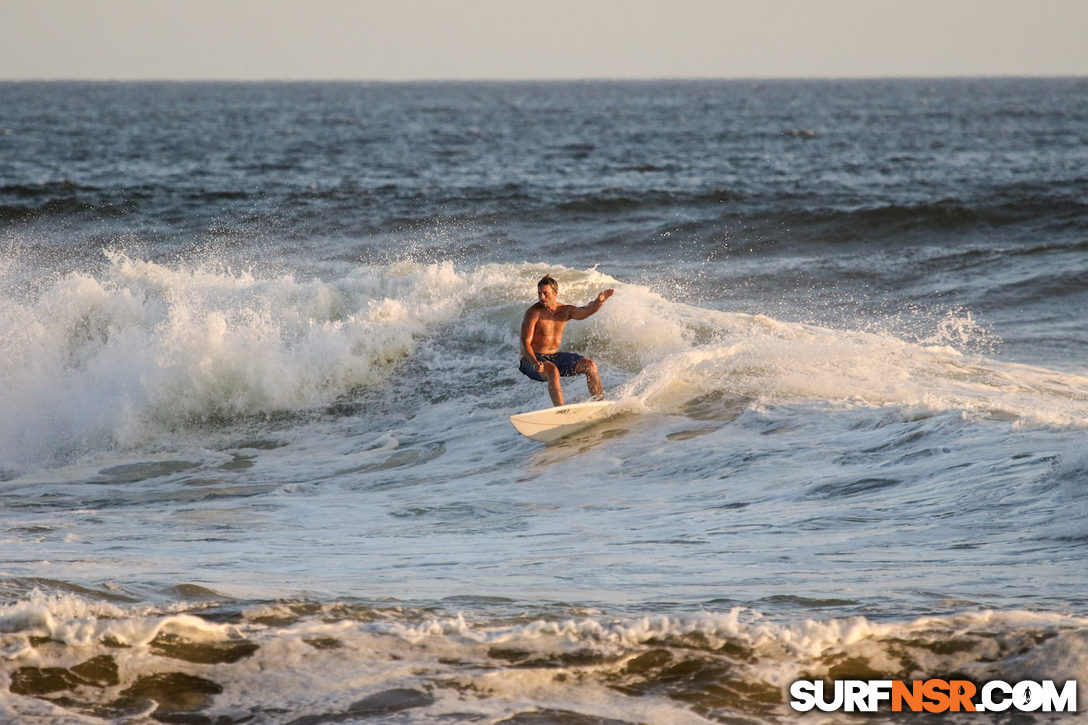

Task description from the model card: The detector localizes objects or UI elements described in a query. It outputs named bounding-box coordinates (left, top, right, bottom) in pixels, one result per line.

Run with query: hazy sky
left=3, top=0, right=1087, bottom=81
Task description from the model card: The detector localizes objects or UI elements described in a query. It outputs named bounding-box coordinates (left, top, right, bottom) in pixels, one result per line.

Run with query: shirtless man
left=519, top=275, right=615, bottom=406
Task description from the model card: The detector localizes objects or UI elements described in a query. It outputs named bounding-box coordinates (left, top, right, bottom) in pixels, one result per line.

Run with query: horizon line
left=3, top=72, right=1087, bottom=84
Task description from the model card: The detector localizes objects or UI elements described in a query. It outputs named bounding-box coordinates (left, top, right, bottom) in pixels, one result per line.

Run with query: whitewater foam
left=0, top=254, right=480, bottom=473
left=3, top=592, right=1086, bottom=724
left=612, top=302, right=1088, bottom=429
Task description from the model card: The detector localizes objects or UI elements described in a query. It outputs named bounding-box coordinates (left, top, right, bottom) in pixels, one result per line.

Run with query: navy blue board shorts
left=519, top=352, right=585, bottom=382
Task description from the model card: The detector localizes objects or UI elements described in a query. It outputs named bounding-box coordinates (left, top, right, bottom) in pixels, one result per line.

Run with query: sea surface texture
left=1, top=79, right=1087, bottom=723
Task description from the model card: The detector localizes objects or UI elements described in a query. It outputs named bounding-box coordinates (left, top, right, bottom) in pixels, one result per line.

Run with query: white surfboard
left=509, top=400, right=619, bottom=443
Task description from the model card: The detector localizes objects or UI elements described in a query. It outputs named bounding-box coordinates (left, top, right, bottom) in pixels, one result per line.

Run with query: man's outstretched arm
left=569, top=289, right=614, bottom=320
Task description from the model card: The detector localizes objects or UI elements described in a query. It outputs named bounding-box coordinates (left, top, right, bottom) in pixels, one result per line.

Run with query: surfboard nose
left=509, top=400, right=618, bottom=443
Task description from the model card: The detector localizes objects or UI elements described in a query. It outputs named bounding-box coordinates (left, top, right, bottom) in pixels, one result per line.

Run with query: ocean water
left=1, top=79, right=1087, bottom=723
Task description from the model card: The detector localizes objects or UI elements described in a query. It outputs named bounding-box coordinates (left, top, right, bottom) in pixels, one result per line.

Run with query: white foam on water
left=0, top=253, right=486, bottom=473
left=600, top=291, right=1088, bottom=428
left=2, top=593, right=1086, bottom=723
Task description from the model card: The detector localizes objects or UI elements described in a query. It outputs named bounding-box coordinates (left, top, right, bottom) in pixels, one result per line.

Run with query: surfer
left=519, top=275, right=614, bottom=406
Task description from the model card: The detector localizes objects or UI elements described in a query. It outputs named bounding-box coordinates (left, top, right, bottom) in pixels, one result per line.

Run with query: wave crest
left=0, top=253, right=468, bottom=472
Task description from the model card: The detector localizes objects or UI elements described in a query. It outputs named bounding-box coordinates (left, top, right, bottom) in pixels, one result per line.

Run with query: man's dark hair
left=538, top=275, right=558, bottom=293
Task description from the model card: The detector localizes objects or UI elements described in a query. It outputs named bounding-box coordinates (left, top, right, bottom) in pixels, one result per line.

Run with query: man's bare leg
left=576, top=359, right=603, bottom=400
left=543, top=362, right=564, bottom=406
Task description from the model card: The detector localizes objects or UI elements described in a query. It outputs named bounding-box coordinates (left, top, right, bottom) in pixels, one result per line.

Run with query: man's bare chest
left=533, top=314, right=567, bottom=338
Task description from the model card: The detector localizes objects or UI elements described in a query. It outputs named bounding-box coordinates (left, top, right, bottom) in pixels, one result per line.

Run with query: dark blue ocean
left=1, top=79, right=1087, bottom=723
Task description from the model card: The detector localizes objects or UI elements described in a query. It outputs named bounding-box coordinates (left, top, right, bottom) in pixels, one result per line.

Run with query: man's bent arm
left=520, top=311, right=540, bottom=363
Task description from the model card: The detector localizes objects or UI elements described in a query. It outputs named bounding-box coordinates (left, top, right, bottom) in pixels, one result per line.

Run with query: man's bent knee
left=575, top=358, right=598, bottom=375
